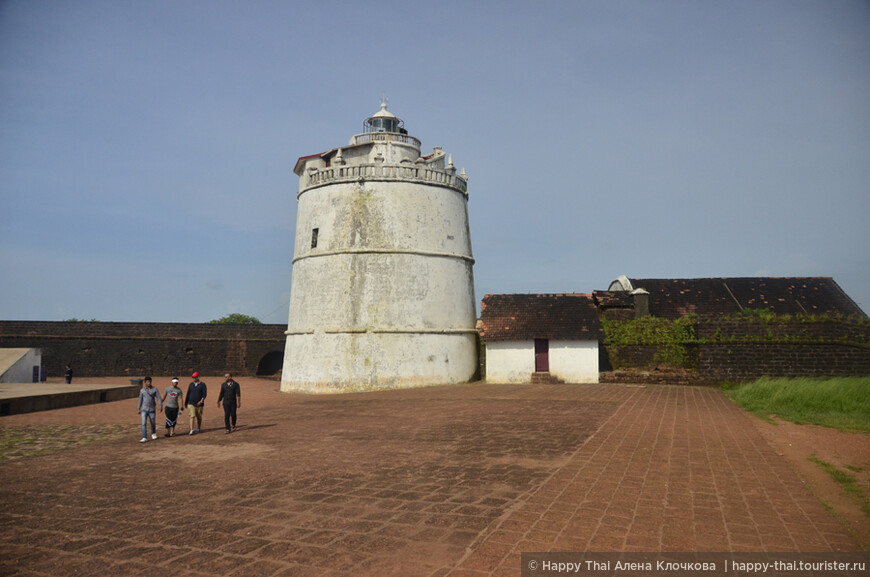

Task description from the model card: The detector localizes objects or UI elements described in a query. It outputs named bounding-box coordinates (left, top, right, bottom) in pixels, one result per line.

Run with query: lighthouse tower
left=281, top=101, right=477, bottom=393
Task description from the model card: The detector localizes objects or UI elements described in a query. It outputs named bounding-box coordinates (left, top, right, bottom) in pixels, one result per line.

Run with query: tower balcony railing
left=300, top=163, right=468, bottom=196
left=350, top=132, right=422, bottom=149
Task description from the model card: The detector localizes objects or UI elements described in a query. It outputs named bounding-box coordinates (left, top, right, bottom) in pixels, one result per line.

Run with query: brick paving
left=0, top=381, right=862, bottom=577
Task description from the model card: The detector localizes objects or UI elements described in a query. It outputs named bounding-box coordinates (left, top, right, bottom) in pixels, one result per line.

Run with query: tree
left=209, top=313, right=262, bottom=325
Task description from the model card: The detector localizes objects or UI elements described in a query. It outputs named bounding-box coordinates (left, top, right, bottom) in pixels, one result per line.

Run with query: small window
left=311, top=228, right=319, bottom=248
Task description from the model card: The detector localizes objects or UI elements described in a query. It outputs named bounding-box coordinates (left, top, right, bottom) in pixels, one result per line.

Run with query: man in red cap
left=184, top=372, right=207, bottom=435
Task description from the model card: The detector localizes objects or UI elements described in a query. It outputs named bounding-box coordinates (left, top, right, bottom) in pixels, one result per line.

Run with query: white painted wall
left=283, top=332, right=477, bottom=393
left=549, top=340, right=599, bottom=383
left=485, top=340, right=599, bottom=384
left=283, top=134, right=476, bottom=393
left=0, top=348, right=41, bottom=383
left=485, top=340, right=535, bottom=384
left=287, top=252, right=474, bottom=332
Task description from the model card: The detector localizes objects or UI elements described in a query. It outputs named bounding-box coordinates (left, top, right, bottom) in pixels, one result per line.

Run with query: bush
left=602, top=316, right=696, bottom=368
left=209, top=313, right=261, bottom=325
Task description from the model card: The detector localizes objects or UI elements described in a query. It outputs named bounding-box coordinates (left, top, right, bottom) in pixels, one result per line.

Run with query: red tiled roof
left=480, top=293, right=603, bottom=341
left=626, top=277, right=865, bottom=319
left=293, top=152, right=324, bottom=175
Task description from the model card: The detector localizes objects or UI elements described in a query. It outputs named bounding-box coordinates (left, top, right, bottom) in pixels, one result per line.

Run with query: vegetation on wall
left=601, top=316, right=697, bottom=368
left=732, top=308, right=780, bottom=321
left=209, top=313, right=262, bottom=325
left=731, top=308, right=864, bottom=323
left=602, top=312, right=870, bottom=372
left=705, top=311, right=870, bottom=348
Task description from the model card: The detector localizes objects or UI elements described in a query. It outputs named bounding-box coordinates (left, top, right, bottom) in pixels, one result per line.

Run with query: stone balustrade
left=300, top=163, right=468, bottom=196
left=350, top=132, right=422, bottom=148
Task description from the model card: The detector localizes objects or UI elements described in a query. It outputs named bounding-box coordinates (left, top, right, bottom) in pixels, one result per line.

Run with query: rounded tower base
left=280, top=331, right=478, bottom=393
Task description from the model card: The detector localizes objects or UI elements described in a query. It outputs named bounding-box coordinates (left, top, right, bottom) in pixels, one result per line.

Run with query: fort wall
left=601, top=317, right=870, bottom=382
left=0, top=321, right=286, bottom=378
left=5, top=316, right=867, bottom=384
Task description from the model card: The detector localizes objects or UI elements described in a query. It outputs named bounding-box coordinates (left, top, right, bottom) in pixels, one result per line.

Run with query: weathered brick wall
left=697, top=318, right=870, bottom=381
left=696, top=319, right=869, bottom=343
left=600, top=344, right=701, bottom=372
left=600, top=345, right=662, bottom=370
left=699, top=343, right=870, bottom=381
left=600, top=318, right=870, bottom=382
left=0, top=322, right=286, bottom=378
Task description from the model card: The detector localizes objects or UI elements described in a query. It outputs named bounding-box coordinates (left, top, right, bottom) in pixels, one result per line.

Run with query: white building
left=0, top=348, right=42, bottom=383
left=281, top=102, right=477, bottom=393
left=480, top=294, right=603, bottom=384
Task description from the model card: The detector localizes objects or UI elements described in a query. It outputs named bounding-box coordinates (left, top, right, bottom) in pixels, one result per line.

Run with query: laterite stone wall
left=601, top=318, right=870, bottom=382
left=698, top=343, right=870, bottom=381
left=0, top=321, right=286, bottom=378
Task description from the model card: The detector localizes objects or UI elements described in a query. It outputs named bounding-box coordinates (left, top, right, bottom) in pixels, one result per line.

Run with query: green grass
left=808, top=455, right=870, bottom=517
left=0, top=424, right=131, bottom=461
left=721, top=376, right=870, bottom=432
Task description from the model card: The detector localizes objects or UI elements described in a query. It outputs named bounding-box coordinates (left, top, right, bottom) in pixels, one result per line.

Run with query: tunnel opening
left=256, top=350, right=284, bottom=376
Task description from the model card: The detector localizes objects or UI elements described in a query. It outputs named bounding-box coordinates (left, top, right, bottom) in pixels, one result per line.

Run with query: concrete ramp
left=0, top=348, right=41, bottom=383
left=0, top=381, right=139, bottom=416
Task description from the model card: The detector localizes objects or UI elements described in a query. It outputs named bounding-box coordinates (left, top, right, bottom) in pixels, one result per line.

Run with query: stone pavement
left=0, top=381, right=862, bottom=577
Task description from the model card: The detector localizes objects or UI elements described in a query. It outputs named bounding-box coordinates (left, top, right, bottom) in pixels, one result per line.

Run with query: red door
left=535, top=339, right=549, bottom=372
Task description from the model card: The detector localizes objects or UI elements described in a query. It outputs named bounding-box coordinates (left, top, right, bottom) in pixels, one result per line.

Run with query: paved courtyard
left=0, top=380, right=863, bottom=576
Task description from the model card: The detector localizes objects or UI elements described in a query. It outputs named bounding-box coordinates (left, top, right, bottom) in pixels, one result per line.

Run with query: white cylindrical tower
left=281, top=102, right=477, bottom=393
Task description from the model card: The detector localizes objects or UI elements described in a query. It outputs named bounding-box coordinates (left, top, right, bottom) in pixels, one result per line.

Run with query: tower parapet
left=294, top=101, right=466, bottom=197
left=281, top=102, right=477, bottom=393
left=299, top=163, right=468, bottom=197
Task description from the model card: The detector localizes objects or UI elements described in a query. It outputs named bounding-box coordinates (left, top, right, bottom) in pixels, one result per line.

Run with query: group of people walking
left=136, top=372, right=241, bottom=443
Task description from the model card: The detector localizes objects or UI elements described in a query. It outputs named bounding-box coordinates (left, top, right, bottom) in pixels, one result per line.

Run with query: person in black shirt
left=217, top=373, right=241, bottom=433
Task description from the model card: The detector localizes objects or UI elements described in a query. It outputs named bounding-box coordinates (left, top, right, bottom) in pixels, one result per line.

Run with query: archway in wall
left=257, top=351, right=284, bottom=376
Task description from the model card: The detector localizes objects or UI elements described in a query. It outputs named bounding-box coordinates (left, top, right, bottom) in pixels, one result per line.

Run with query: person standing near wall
left=185, top=372, right=207, bottom=435
left=64, top=364, right=72, bottom=384
left=137, top=377, right=163, bottom=443
left=161, top=378, right=184, bottom=437
left=217, top=373, right=241, bottom=434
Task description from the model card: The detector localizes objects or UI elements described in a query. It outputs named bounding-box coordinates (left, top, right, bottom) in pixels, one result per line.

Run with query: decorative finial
left=379, top=93, right=388, bottom=110
left=446, top=154, right=456, bottom=174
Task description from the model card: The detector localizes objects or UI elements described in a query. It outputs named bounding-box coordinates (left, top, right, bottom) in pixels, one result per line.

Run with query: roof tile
left=480, top=294, right=603, bottom=341
left=626, top=277, right=865, bottom=318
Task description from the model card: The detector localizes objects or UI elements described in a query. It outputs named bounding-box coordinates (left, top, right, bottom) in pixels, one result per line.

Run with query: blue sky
left=1, top=0, right=868, bottom=323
